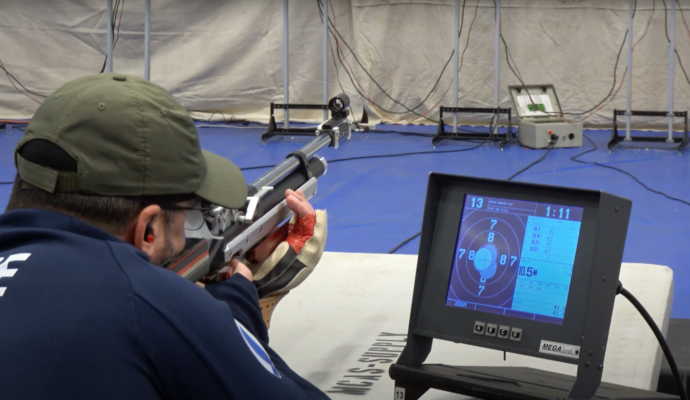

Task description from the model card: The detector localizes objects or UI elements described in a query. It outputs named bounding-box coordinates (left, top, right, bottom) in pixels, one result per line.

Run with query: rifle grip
left=246, top=224, right=289, bottom=263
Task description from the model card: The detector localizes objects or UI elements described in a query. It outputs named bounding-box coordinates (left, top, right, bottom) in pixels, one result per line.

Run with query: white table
left=270, top=252, right=674, bottom=399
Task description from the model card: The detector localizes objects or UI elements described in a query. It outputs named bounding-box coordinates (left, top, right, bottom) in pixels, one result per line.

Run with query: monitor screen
left=446, top=194, right=584, bottom=325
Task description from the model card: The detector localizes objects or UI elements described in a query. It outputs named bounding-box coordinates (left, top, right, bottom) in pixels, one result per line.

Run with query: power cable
left=388, top=138, right=558, bottom=254
left=408, top=0, right=481, bottom=125
left=0, top=0, right=125, bottom=102
left=0, top=60, right=49, bottom=99
left=328, top=142, right=484, bottom=164
left=100, top=0, right=124, bottom=73
left=321, top=0, right=497, bottom=135
left=240, top=165, right=276, bottom=171
left=678, top=0, right=690, bottom=43
left=576, top=0, right=657, bottom=122
left=497, top=0, right=637, bottom=118
left=319, top=0, right=475, bottom=124
left=0, top=2, right=131, bottom=99
left=366, top=129, right=436, bottom=138
left=0, top=59, right=42, bottom=104
left=319, top=1, right=436, bottom=118
left=505, top=141, right=557, bottom=181
left=571, top=134, right=690, bottom=207
left=618, top=283, right=688, bottom=400
left=661, top=0, right=690, bottom=86
left=321, top=3, right=348, bottom=96
left=388, top=232, right=422, bottom=254
left=193, top=112, right=233, bottom=123
left=240, top=142, right=485, bottom=173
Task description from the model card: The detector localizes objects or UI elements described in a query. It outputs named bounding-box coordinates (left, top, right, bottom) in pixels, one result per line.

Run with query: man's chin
left=151, top=243, right=184, bottom=267
left=163, top=250, right=185, bottom=267
left=151, top=254, right=179, bottom=268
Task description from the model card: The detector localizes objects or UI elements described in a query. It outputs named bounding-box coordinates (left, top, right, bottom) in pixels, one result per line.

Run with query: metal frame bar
left=276, top=0, right=329, bottom=132
left=106, top=0, right=113, bottom=73
left=453, top=0, right=460, bottom=133
left=262, top=103, right=329, bottom=142
left=494, top=0, right=500, bottom=109
left=434, top=106, right=513, bottom=148
left=625, top=0, right=634, bottom=140
left=322, top=0, right=329, bottom=121
left=668, top=0, right=677, bottom=142
left=283, top=0, right=290, bottom=129
left=437, top=1, right=508, bottom=149
left=610, top=3, right=687, bottom=152
left=493, top=0, right=501, bottom=135
left=448, top=0, right=500, bottom=135
left=144, top=0, right=151, bottom=80
left=610, top=109, right=689, bottom=151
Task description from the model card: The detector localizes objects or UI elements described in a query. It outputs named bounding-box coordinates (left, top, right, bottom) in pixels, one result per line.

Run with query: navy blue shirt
left=0, top=209, right=329, bottom=400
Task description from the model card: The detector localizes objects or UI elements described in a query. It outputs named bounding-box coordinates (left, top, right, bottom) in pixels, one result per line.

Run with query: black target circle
left=448, top=209, right=525, bottom=309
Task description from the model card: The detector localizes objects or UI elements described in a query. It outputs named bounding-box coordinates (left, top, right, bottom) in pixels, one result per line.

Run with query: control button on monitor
left=498, top=326, right=510, bottom=339
left=474, top=321, right=486, bottom=335
left=486, top=324, right=497, bottom=337
left=510, top=328, right=523, bottom=342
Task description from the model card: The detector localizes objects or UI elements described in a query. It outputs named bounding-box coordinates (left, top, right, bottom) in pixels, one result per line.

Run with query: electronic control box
left=509, top=85, right=583, bottom=149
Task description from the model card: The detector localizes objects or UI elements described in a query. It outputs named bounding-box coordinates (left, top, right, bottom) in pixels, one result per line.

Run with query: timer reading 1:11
left=546, top=206, right=570, bottom=219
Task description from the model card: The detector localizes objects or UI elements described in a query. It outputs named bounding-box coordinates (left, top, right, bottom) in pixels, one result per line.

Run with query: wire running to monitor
left=618, top=282, right=688, bottom=400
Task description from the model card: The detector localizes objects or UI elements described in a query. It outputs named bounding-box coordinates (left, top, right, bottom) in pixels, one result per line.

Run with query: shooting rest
left=259, top=291, right=289, bottom=329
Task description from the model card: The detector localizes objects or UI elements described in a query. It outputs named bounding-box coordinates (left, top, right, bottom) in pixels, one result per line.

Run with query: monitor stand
left=390, top=364, right=679, bottom=400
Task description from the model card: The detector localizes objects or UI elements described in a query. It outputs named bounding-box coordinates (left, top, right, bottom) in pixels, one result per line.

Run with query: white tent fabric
left=1, top=0, right=689, bottom=128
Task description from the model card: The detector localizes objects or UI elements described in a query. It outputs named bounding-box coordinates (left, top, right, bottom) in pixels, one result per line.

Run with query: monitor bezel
left=412, top=175, right=601, bottom=363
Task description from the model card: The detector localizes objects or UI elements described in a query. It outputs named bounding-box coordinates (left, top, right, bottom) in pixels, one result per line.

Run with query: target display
left=446, top=195, right=583, bottom=325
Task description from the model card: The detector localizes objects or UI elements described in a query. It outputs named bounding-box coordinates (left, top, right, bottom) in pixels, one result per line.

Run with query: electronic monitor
left=386, top=174, right=679, bottom=400
left=397, top=173, right=632, bottom=366
left=446, top=195, right=583, bottom=326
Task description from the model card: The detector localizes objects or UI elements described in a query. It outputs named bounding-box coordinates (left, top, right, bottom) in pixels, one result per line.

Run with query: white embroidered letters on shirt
left=0, top=253, right=31, bottom=297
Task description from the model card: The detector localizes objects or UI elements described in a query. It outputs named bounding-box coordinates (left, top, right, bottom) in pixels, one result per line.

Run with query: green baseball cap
left=14, top=73, right=247, bottom=209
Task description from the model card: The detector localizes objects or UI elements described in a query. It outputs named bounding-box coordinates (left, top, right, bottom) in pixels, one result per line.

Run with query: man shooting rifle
left=0, top=73, right=338, bottom=400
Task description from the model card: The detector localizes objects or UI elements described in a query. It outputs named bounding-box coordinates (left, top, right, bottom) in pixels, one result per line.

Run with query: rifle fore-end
left=223, top=177, right=318, bottom=262
left=168, top=177, right=318, bottom=282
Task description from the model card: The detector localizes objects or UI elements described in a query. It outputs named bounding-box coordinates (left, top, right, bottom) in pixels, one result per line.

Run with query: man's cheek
left=176, top=216, right=187, bottom=245
left=173, top=232, right=184, bottom=252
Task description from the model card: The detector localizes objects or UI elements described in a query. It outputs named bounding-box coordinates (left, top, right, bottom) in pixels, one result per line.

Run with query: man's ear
left=124, top=205, right=162, bottom=252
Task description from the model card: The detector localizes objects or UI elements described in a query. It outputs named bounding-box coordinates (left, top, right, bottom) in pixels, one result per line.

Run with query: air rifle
left=167, top=94, right=353, bottom=282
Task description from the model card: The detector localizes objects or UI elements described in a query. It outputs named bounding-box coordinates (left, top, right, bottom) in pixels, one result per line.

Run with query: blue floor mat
left=1, top=123, right=689, bottom=317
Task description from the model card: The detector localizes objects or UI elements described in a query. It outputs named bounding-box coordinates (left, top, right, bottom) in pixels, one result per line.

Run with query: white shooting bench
left=270, top=252, right=674, bottom=399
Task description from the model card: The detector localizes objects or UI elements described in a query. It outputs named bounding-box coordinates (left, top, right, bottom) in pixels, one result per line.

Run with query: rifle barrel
left=250, top=134, right=332, bottom=191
